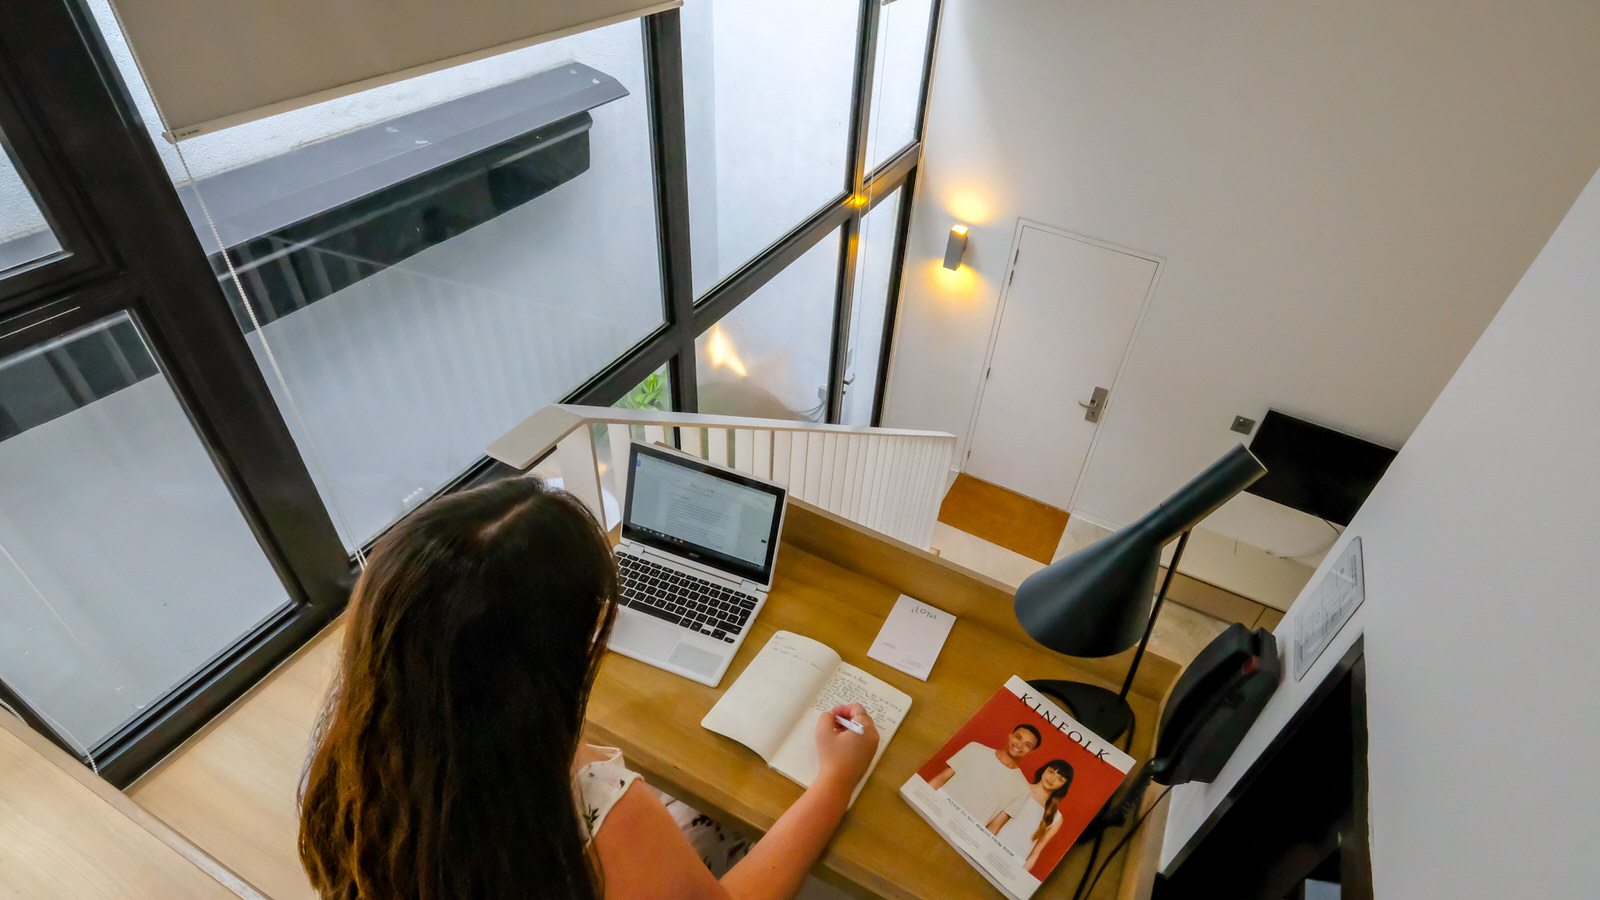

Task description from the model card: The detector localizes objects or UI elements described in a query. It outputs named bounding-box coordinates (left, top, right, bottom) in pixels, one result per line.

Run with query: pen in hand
left=834, top=714, right=865, bottom=734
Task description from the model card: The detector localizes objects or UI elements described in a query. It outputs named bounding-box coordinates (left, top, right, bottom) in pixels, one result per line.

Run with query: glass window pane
left=682, top=0, right=861, bottom=296
left=842, top=189, right=902, bottom=425
left=697, top=231, right=842, bottom=421
left=614, top=365, right=673, bottom=413
left=0, top=136, right=64, bottom=272
left=864, top=0, right=936, bottom=173
left=590, top=364, right=674, bottom=529
left=0, top=313, right=289, bottom=752
left=86, top=3, right=666, bottom=551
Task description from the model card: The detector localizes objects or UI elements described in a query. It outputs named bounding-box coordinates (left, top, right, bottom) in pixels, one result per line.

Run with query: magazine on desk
left=899, top=676, right=1134, bottom=900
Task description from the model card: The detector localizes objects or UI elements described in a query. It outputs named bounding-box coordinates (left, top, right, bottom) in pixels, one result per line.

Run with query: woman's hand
left=813, top=703, right=879, bottom=792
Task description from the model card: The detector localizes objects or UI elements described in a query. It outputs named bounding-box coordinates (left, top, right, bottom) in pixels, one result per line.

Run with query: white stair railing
left=487, top=405, right=956, bottom=549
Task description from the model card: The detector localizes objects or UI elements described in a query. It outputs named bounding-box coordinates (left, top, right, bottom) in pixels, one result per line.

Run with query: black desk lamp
left=1013, top=444, right=1266, bottom=741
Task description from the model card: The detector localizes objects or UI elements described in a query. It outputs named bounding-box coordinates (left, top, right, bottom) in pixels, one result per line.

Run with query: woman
left=298, top=477, right=878, bottom=900
left=985, top=759, right=1073, bottom=870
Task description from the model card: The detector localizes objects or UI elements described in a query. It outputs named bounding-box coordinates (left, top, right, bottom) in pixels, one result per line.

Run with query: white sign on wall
left=1292, top=537, right=1365, bottom=681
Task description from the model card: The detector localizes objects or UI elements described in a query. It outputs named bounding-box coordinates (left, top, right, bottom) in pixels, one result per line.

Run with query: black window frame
left=0, top=0, right=942, bottom=786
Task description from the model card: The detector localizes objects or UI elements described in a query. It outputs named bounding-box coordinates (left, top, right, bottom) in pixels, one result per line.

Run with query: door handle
left=1079, top=386, right=1109, bottom=423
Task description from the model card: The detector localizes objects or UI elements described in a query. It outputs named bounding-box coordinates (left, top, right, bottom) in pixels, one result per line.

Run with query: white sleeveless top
left=993, top=793, right=1049, bottom=858
left=573, top=745, right=642, bottom=842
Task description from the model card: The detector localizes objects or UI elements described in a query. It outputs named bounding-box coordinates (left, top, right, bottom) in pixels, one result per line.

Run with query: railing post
left=555, top=426, right=606, bottom=525
left=489, top=406, right=959, bottom=550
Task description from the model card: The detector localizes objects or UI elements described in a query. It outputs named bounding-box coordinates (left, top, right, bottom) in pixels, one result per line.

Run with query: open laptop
left=609, top=441, right=788, bottom=687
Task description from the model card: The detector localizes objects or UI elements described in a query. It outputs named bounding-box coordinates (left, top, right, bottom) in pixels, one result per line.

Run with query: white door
left=966, top=224, right=1158, bottom=510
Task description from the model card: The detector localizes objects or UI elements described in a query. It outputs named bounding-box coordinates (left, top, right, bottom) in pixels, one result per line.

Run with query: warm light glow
left=928, top=258, right=982, bottom=298
left=947, top=189, right=991, bottom=225
left=706, top=325, right=748, bottom=377
left=951, top=224, right=969, bottom=237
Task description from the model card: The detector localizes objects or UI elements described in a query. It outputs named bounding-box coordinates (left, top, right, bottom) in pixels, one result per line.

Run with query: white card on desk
left=867, top=595, right=955, bottom=681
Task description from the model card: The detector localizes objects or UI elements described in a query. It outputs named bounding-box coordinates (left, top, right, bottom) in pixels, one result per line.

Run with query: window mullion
left=643, top=9, right=699, bottom=413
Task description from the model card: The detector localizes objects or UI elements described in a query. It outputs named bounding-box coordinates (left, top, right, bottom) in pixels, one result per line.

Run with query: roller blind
left=107, top=0, right=680, bottom=139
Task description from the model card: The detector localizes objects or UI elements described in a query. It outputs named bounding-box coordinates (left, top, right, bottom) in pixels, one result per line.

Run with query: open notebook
left=701, top=631, right=911, bottom=805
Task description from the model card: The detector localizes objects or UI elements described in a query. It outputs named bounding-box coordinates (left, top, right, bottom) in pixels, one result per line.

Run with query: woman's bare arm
left=719, top=705, right=878, bottom=900
left=594, top=705, right=878, bottom=900
left=593, top=782, right=728, bottom=900
left=1024, top=815, right=1065, bottom=871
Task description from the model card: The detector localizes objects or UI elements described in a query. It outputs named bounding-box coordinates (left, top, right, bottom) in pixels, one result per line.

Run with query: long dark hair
left=299, top=477, right=618, bottom=900
left=1031, top=759, right=1074, bottom=842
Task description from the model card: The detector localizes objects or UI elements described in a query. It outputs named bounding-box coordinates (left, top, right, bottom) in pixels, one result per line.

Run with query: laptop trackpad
left=667, top=642, right=722, bottom=677
left=611, top=614, right=680, bottom=660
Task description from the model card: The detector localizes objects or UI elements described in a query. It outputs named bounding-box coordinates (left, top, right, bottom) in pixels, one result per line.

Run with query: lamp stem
left=1117, top=529, right=1191, bottom=704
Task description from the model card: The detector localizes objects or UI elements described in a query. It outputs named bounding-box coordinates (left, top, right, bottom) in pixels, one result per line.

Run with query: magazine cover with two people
left=899, top=676, right=1135, bottom=900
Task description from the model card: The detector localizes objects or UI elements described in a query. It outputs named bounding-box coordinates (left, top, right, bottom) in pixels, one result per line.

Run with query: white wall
left=1163, top=160, right=1600, bottom=896
left=882, top=0, right=1600, bottom=554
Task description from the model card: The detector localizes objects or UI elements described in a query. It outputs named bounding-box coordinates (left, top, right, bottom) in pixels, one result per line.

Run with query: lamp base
left=1025, top=679, right=1132, bottom=743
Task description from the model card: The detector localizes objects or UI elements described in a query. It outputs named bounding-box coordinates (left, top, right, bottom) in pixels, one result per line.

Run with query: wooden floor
left=128, top=624, right=345, bottom=900
left=936, top=473, right=1070, bottom=564
left=1, top=713, right=256, bottom=899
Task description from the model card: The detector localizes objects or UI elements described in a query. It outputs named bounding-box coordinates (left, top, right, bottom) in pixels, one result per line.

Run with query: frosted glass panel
left=0, top=313, right=288, bottom=752
left=85, top=4, right=668, bottom=551
left=864, top=0, right=935, bottom=173
left=697, top=231, right=842, bottom=421
left=682, top=0, right=860, bottom=296
left=842, top=189, right=901, bottom=425
left=0, top=136, right=63, bottom=272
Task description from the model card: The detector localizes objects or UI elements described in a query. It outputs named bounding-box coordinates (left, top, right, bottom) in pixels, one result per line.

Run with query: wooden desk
left=587, top=502, right=1179, bottom=900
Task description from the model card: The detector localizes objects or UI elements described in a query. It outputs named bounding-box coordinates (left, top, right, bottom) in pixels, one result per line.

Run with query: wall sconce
left=943, top=225, right=968, bottom=270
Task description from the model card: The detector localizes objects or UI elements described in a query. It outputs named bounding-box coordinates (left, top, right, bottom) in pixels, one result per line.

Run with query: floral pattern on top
left=572, top=745, right=753, bottom=875
left=573, top=745, right=642, bottom=842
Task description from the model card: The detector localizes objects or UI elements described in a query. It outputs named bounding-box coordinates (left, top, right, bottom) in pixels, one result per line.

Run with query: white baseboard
left=1160, top=527, right=1312, bottom=612
left=1064, top=506, right=1311, bottom=612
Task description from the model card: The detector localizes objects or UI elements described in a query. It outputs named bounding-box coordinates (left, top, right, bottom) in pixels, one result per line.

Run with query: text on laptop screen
left=628, top=452, right=780, bottom=569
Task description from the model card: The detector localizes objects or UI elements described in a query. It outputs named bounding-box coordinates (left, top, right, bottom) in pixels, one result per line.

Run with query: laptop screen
left=621, top=442, right=787, bottom=585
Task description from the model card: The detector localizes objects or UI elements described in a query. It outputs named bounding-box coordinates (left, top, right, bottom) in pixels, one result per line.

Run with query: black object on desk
left=1015, top=444, right=1267, bottom=740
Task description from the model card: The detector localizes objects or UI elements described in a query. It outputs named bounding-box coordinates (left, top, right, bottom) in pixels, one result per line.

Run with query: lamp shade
left=1014, top=444, right=1266, bottom=657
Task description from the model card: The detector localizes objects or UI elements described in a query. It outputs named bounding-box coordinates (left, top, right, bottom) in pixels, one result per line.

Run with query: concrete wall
left=0, top=1, right=643, bottom=243
left=881, top=0, right=1600, bottom=555
left=0, top=160, right=53, bottom=249
left=1163, top=160, right=1600, bottom=896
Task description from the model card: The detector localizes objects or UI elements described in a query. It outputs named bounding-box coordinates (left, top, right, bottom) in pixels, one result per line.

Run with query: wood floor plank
left=1, top=716, right=250, bottom=899
left=937, top=473, right=1069, bottom=564
left=129, top=623, right=344, bottom=900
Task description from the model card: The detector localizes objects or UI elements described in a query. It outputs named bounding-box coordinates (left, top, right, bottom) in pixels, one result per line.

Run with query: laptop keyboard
left=616, top=553, right=758, bottom=643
